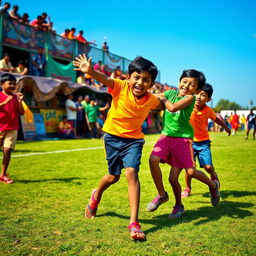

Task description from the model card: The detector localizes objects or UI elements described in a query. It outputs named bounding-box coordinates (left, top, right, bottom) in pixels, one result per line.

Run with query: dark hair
left=202, top=83, right=213, bottom=98
left=71, top=27, right=76, bottom=31
left=79, top=30, right=83, bottom=34
left=128, top=56, right=158, bottom=81
left=65, top=28, right=70, bottom=33
left=3, top=52, right=9, bottom=57
left=179, top=69, right=206, bottom=90
left=0, top=73, right=16, bottom=83
left=62, top=115, right=67, bottom=120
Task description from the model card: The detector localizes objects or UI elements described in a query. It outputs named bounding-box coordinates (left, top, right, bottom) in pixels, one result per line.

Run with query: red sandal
left=0, top=176, right=13, bottom=184
left=128, top=222, right=146, bottom=241
left=85, top=189, right=99, bottom=219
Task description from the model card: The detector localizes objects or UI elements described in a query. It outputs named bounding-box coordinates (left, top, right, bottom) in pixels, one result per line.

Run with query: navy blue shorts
left=103, top=133, right=145, bottom=175
left=193, top=140, right=213, bottom=167
left=248, top=123, right=256, bottom=130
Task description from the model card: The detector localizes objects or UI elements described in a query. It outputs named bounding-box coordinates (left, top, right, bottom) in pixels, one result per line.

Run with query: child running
left=181, top=83, right=231, bottom=198
left=146, top=70, right=220, bottom=219
left=0, top=73, right=24, bottom=184
left=73, top=54, right=162, bottom=241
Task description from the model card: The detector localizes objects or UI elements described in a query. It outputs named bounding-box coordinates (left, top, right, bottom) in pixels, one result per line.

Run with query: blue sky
left=6, top=0, right=256, bottom=107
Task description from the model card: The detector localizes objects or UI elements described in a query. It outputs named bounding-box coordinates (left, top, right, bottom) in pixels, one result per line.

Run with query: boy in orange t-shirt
left=181, top=83, right=231, bottom=198
left=73, top=54, right=162, bottom=241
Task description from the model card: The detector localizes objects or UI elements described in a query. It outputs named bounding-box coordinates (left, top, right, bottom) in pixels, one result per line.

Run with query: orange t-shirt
left=102, top=79, right=160, bottom=139
left=190, top=105, right=216, bottom=142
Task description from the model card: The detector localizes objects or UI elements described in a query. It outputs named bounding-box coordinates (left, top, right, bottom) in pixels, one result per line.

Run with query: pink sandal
left=0, top=176, right=13, bottom=184
left=85, top=189, right=99, bottom=219
left=128, top=222, right=146, bottom=241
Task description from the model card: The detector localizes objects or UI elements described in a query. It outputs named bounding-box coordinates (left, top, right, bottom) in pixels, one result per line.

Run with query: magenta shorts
left=151, top=135, right=195, bottom=169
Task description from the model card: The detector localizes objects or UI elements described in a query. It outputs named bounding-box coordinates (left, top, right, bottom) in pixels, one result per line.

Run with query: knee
left=149, top=155, right=160, bottom=166
left=3, top=147, right=12, bottom=155
left=168, top=175, right=177, bottom=185
left=204, top=165, right=213, bottom=173
left=125, top=168, right=138, bottom=181
left=186, top=168, right=195, bottom=177
left=107, top=174, right=120, bottom=184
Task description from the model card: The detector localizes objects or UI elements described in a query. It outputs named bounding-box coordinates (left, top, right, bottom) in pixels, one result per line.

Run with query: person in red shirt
left=0, top=73, right=24, bottom=184
left=230, top=110, right=240, bottom=135
left=76, top=30, right=96, bottom=46
left=30, top=15, right=46, bottom=31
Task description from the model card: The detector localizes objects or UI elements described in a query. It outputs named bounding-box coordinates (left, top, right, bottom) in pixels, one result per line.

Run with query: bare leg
left=149, top=155, right=166, bottom=197
left=184, top=171, right=192, bottom=190
left=186, top=168, right=216, bottom=189
left=1, top=147, right=12, bottom=177
left=203, top=165, right=218, bottom=180
left=125, top=167, right=145, bottom=240
left=169, top=166, right=183, bottom=206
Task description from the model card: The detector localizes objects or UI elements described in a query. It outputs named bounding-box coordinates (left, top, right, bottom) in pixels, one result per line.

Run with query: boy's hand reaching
left=73, top=54, right=92, bottom=74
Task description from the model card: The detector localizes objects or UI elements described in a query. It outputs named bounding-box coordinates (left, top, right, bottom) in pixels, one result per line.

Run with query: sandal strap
left=128, top=222, right=141, bottom=230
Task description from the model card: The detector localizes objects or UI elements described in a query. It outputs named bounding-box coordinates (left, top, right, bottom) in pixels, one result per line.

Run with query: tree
left=214, top=99, right=245, bottom=112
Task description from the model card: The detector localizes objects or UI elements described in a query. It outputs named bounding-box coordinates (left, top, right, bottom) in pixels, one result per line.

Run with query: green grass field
left=0, top=132, right=256, bottom=256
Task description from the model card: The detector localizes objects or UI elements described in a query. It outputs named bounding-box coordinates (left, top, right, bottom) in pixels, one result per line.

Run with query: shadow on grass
left=14, top=177, right=83, bottom=185
left=13, top=149, right=46, bottom=153
left=97, top=200, right=253, bottom=235
left=208, top=190, right=256, bottom=199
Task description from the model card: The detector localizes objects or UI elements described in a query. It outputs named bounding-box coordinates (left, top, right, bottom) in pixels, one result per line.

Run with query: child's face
left=1, top=80, right=17, bottom=94
left=195, top=90, right=211, bottom=106
left=128, top=71, right=154, bottom=98
left=178, top=77, right=198, bottom=97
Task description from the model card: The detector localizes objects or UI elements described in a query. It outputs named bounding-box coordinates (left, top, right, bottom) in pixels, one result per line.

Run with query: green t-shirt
left=162, top=90, right=195, bottom=138
left=81, top=100, right=89, bottom=110
left=85, top=104, right=100, bottom=122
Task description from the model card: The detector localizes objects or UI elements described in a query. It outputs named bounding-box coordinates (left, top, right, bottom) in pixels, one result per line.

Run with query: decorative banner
left=46, top=54, right=76, bottom=82
left=104, top=52, right=123, bottom=71
left=3, top=18, right=45, bottom=50
left=40, top=109, right=65, bottom=133
left=20, top=115, right=38, bottom=141
left=33, top=113, right=47, bottom=139
left=47, top=32, right=75, bottom=60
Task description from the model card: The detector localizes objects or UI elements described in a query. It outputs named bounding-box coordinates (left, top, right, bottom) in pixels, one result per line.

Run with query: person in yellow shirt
left=58, top=116, right=74, bottom=139
left=181, top=83, right=231, bottom=198
left=73, top=54, right=162, bottom=241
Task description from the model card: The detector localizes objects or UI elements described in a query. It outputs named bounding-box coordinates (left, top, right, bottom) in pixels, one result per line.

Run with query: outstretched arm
left=161, top=94, right=194, bottom=112
left=214, top=117, right=231, bottom=136
left=73, top=54, right=114, bottom=88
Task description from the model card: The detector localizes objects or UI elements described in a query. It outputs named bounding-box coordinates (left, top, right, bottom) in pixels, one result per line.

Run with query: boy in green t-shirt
left=146, top=70, right=220, bottom=219
left=85, top=99, right=109, bottom=138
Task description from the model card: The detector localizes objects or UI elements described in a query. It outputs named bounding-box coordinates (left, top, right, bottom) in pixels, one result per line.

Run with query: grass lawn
left=0, top=131, right=256, bottom=256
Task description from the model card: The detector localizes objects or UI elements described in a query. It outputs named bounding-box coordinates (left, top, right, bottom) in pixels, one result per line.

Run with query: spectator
left=8, top=4, right=21, bottom=21
left=0, top=53, right=14, bottom=73
left=93, top=60, right=104, bottom=73
left=102, top=41, right=109, bottom=53
left=81, top=95, right=90, bottom=110
left=68, top=28, right=76, bottom=40
left=230, top=110, right=240, bottom=135
left=14, top=61, right=28, bottom=75
left=111, top=66, right=126, bottom=80
left=58, top=116, right=74, bottom=139
left=85, top=99, right=109, bottom=138
left=75, top=96, right=85, bottom=138
left=0, top=2, right=10, bottom=16
left=245, top=109, right=256, bottom=140
left=76, top=30, right=97, bottom=46
left=76, top=71, right=86, bottom=85
left=31, top=47, right=46, bottom=77
left=65, top=94, right=80, bottom=138
left=240, top=114, right=247, bottom=131
left=21, top=13, right=30, bottom=25
left=30, top=15, right=46, bottom=31
left=61, top=29, right=70, bottom=38
left=41, top=12, right=51, bottom=31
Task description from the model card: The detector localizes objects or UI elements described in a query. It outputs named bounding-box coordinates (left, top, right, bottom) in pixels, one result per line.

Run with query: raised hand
left=73, top=54, right=92, bottom=74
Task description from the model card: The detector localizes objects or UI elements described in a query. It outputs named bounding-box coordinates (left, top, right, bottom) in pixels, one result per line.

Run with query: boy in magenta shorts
left=146, top=70, right=220, bottom=219
left=0, top=73, right=24, bottom=184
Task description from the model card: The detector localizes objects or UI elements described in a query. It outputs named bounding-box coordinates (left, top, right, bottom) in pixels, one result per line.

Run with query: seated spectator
left=110, top=66, right=126, bottom=80
left=58, top=116, right=74, bottom=139
left=68, top=28, right=76, bottom=40
left=21, top=13, right=30, bottom=24
left=0, top=2, right=10, bottom=16
left=41, top=12, right=51, bottom=31
left=76, top=30, right=97, bottom=46
left=61, top=29, right=70, bottom=38
left=102, top=41, right=109, bottom=53
left=30, top=15, right=47, bottom=31
left=0, top=53, right=14, bottom=72
left=76, top=72, right=86, bottom=85
left=14, top=61, right=28, bottom=75
left=8, top=4, right=22, bottom=21
left=31, top=47, right=46, bottom=77
left=85, top=73, right=93, bottom=85
left=93, top=60, right=104, bottom=73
